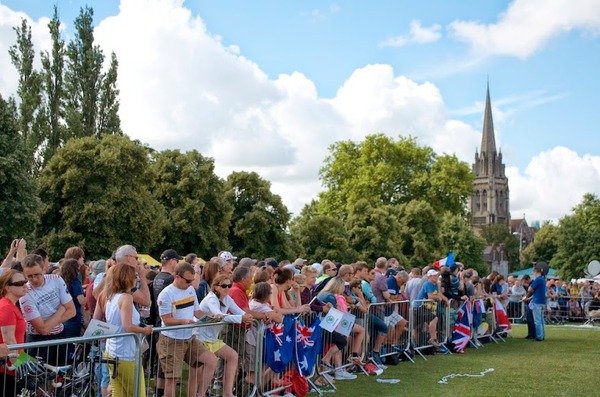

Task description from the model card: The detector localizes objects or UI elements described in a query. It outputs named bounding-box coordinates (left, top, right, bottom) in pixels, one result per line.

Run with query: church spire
left=480, top=82, right=496, bottom=156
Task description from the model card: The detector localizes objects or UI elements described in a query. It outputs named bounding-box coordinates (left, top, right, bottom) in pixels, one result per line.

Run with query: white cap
left=220, top=251, right=237, bottom=261
left=426, top=269, right=439, bottom=277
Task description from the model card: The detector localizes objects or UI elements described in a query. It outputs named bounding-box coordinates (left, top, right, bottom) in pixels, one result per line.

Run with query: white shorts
left=384, top=312, right=404, bottom=327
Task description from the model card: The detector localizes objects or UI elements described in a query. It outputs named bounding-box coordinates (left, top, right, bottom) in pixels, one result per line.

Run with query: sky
left=1, top=0, right=600, bottom=224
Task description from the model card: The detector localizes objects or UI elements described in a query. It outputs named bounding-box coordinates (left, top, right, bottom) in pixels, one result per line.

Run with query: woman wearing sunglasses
left=0, top=269, right=28, bottom=395
left=195, top=274, right=253, bottom=397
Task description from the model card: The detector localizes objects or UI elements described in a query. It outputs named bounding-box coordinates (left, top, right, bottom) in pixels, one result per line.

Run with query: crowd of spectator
left=1, top=239, right=599, bottom=397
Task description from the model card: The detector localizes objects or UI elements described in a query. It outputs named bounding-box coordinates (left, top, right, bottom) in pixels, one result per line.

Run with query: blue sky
left=1, top=0, right=600, bottom=223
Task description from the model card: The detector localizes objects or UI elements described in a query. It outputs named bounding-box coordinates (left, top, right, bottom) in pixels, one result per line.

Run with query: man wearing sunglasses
left=157, top=262, right=219, bottom=397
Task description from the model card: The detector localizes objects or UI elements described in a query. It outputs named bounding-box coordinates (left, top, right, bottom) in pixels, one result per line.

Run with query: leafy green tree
left=36, top=135, right=166, bottom=259
left=36, top=7, right=66, bottom=171
left=345, top=199, right=403, bottom=263
left=521, top=222, right=558, bottom=267
left=152, top=150, right=231, bottom=258
left=420, top=154, right=474, bottom=216
left=290, top=213, right=355, bottom=263
left=0, top=94, right=40, bottom=247
left=8, top=18, right=42, bottom=166
left=64, top=6, right=121, bottom=140
left=396, top=199, right=442, bottom=268
left=438, top=213, right=486, bottom=274
left=552, top=193, right=600, bottom=279
left=319, top=134, right=434, bottom=216
left=225, top=171, right=291, bottom=259
left=479, top=223, right=520, bottom=270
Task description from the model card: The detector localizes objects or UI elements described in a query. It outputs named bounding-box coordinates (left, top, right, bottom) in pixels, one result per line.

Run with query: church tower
left=470, top=84, right=510, bottom=229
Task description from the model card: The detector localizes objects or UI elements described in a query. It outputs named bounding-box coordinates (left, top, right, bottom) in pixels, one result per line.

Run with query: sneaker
left=371, top=352, right=387, bottom=370
left=335, top=370, right=357, bottom=380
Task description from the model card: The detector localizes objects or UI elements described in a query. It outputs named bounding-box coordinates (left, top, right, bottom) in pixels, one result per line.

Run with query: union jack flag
left=268, top=322, right=285, bottom=345
left=452, top=300, right=472, bottom=352
left=493, top=298, right=512, bottom=332
left=296, top=321, right=316, bottom=347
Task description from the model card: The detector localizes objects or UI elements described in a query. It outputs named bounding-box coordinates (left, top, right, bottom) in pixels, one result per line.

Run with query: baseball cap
left=239, top=257, right=257, bottom=268
left=265, top=258, right=278, bottom=268
left=220, top=251, right=237, bottom=261
left=293, top=258, right=307, bottom=268
left=386, top=269, right=398, bottom=277
left=161, top=249, right=183, bottom=262
left=91, top=260, right=106, bottom=276
left=426, top=269, right=439, bottom=277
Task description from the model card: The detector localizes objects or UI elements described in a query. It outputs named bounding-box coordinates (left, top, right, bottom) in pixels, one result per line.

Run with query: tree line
left=1, top=6, right=598, bottom=279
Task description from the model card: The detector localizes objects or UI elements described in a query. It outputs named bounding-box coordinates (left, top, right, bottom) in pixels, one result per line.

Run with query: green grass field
left=332, top=324, right=599, bottom=397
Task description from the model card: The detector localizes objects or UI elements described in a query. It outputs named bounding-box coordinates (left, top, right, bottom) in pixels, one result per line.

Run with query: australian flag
left=452, top=300, right=472, bottom=352
left=472, top=298, right=485, bottom=329
left=265, top=314, right=295, bottom=373
left=294, top=316, right=322, bottom=376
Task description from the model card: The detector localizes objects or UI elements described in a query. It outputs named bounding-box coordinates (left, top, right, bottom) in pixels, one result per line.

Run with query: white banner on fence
left=335, top=311, right=356, bottom=337
left=320, top=307, right=344, bottom=332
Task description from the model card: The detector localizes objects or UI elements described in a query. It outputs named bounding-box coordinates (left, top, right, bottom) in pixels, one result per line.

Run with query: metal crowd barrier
left=365, top=301, right=412, bottom=364
left=409, top=299, right=449, bottom=360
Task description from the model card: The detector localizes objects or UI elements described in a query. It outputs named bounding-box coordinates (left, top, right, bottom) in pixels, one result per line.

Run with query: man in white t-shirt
left=20, top=253, right=75, bottom=365
left=157, top=262, right=218, bottom=397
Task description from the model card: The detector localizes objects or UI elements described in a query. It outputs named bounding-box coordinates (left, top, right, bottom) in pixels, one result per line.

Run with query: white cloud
left=508, top=147, right=600, bottom=223
left=449, top=0, right=600, bottom=58
left=0, top=5, right=53, bottom=97
left=379, top=20, right=442, bottom=48
left=2, top=0, right=600, bottom=224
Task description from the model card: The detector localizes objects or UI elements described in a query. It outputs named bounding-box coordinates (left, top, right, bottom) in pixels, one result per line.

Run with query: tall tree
left=290, top=201, right=356, bottom=263
left=64, top=6, right=121, bottom=140
left=225, top=171, right=291, bottom=259
left=36, top=135, right=166, bottom=259
left=396, top=199, right=442, bottom=268
left=152, top=150, right=232, bottom=258
left=521, top=222, right=558, bottom=268
left=552, top=193, right=600, bottom=279
left=36, top=6, right=66, bottom=170
left=438, top=213, right=487, bottom=274
left=8, top=18, right=42, bottom=166
left=318, top=133, right=473, bottom=218
left=0, top=94, right=40, bottom=247
left=345, top=199, right=404, bottom=263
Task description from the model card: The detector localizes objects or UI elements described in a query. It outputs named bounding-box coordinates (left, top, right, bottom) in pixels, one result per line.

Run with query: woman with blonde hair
left=94, top=263, right=153, bottom=397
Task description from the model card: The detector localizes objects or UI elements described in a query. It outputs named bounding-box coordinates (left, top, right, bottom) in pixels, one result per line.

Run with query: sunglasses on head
left=9, top=280, right=27, bottom=287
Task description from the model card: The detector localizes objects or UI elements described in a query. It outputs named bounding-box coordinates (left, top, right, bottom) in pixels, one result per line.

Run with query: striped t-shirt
left=157, top=284, right=199, bottom=340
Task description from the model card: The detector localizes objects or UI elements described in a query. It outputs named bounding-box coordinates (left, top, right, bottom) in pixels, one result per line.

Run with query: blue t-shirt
left=415, top=280, right=438, bottom=307
left=67, top=278, right=84, bottom=324
left=530, top=276, right=547, bottom=304
left=387, top=277, right=400, bottom=296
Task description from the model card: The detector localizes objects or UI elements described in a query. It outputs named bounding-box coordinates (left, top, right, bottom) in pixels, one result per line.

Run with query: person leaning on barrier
left=19, top=253, right=76, bottom=366
left=196, top=273, right=253, bottom=397
left=94, top=262, right=153, bottom=397
left=0, top=269, right=28, bottom=395
left=414, top=269, right=446, bottom=347
left=157, top=262, right=218, bottom=397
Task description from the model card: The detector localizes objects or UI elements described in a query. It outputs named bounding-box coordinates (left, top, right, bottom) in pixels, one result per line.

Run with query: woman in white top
left=95, top=263, right=153, bottom=397
left=196, top=274, right=252, bottom=397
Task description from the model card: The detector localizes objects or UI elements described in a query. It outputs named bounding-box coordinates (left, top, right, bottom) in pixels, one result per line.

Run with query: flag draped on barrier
left=452, top=300, right=472, bottom=352
left=294, top=316, right=323, bottom=376
left=493, top=298, right=512, bottom=332
left=265, top=315, right=295, bottom=373
left=472, top=298, right=484, bottom=329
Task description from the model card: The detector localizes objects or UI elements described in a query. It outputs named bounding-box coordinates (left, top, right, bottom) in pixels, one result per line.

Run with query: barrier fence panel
left=365, top=301, right=412, bottom=367
left=506, top=295, right=526, bottom=323
left=409, top=299, right=448, bottom=361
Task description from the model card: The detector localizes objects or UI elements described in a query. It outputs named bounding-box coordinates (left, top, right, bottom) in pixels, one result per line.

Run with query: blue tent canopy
left=509, top=266, right=557, bottom=277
